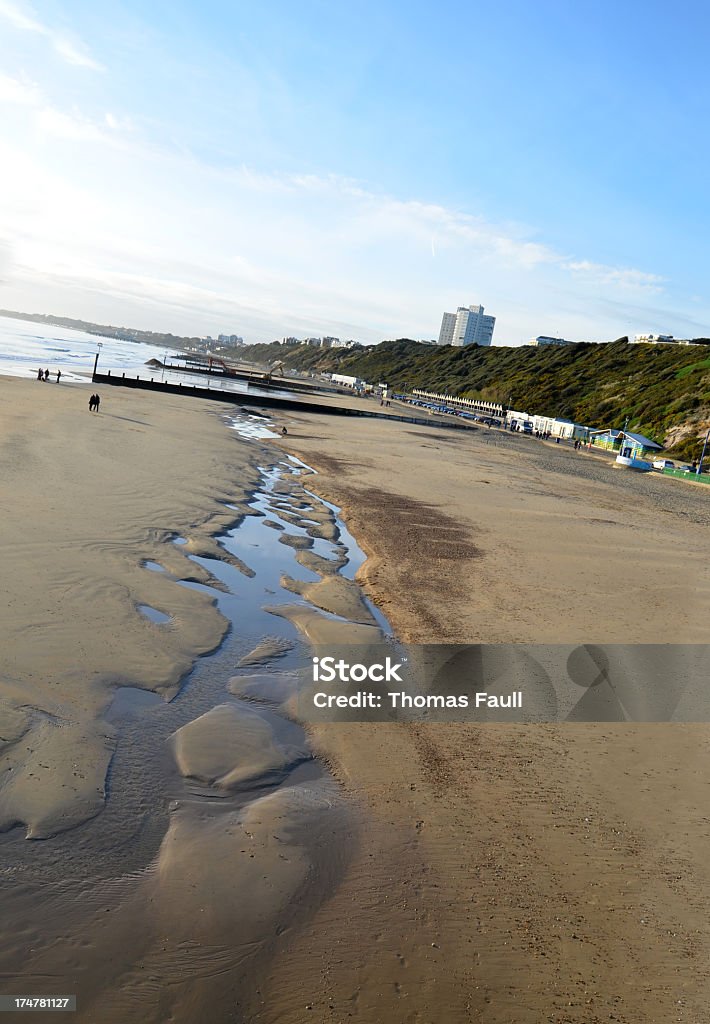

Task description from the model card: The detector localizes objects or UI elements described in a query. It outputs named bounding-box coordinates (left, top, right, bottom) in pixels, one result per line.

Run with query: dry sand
left=251, top=410, right=710, bottom=1024
left=3, top=374, right=710, bottom=1024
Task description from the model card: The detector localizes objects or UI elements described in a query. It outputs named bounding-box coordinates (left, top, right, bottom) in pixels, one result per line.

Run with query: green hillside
left=241, top=339, right=710, bottom=459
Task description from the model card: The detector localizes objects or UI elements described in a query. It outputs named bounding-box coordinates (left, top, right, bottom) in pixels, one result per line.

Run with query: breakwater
left=93, top=369, right=481, bottom=432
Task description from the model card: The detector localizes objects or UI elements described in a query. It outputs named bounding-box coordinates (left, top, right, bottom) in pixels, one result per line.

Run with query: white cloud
left=0, top=0, right=103, bottom=70
left=564, top=260, right=664, bottom=292
left=52, top=36, right=103, bottom=71
left=0, top=71, right=41, bottom=104
left=209, top=167, right=662, bottom=293
left=0, top=0, right=42, bottom=31
left=35, top=107, right=108, bottom=141
left=104, top=112, right=133, bottom=131
left=0, top=102, right=684, bottom=343
left=0, top=73, right=128, bottom=145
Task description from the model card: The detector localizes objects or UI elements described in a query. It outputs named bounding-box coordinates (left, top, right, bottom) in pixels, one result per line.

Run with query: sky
left=1, top=0, right=709, bottom=345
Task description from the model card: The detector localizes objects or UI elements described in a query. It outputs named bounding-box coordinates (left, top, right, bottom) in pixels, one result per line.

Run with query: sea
left=0, top=314, right=287, bottom=398
left=0, top=314, right=170, bottom=383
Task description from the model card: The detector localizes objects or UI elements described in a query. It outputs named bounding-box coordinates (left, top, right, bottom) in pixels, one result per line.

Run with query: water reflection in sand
left=1, top=414, right=391, bottom=1022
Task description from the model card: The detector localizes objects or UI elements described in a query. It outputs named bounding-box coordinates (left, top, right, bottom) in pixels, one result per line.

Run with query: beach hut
left=589, top=429, right=662, bottom=457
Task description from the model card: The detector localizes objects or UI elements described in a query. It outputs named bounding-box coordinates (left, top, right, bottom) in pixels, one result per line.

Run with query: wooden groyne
left=92, top=370, right=480, bottom=433
left=149, top=360, right=319, bottom=395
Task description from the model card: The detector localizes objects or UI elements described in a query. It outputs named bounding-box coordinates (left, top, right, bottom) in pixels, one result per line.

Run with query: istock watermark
left=297, top=644, right=710, bottom=723
left=312, top=655, right=404, bottom=683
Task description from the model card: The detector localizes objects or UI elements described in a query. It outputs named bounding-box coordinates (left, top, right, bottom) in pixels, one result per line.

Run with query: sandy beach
left=2, top=375, right=710, bottom=1023
left=0, top=376, right=357, bottom=1022
left=0, top=377, right=262, bottom=839
left=262, top=409, right=710, bottom=1023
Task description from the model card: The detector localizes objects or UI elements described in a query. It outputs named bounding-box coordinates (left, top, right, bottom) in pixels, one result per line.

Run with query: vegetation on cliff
left=241, top=338, right=710, bottom=458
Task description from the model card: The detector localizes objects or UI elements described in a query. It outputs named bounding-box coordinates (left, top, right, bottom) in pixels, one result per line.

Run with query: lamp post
left=697, top=428, right=710, bottom=476
left=92, top=342, right=103, bottom=381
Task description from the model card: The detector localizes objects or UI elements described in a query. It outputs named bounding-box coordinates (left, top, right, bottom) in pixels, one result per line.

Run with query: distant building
left=629, top=333, right=702, bottom=345
left=528, top=335, right=575, bottom=347
left=632, top=333, right=675, bottom=344
left=631, top=337, right=704, bottom=350
left=331, top=338, right=355, bottom=348
left=438, top=304, right=495, bottom=347
left=532, top=415, right=586, bottom=439
left=217, top=334, right=243, bottom=346
left=304, top=337, right=321, bottom=346
left=331, top=373, right=363, bottom=389
left=321, top=336, right=339, bottom=348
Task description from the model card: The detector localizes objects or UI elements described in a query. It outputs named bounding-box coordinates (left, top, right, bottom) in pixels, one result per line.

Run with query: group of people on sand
left=37, top=368, right=61, bottom=383
left=88, top=393, right=101, bottom=412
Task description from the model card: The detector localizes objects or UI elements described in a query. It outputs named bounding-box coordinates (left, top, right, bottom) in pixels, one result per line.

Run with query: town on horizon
left=2, top=306, right=708, bottom=355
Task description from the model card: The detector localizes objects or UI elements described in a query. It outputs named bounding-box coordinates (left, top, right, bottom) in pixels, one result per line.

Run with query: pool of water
left=137, top=604, right=171, bottom=624
left=0, top=415, right=392, bottom=880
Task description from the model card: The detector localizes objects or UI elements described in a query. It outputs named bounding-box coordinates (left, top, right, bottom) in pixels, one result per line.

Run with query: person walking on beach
left=95, top=394, right=101, bottom=412
left=89, top=394, right=95, bottom=412
left=37, top=368, right=43, bottom=381
left=44, top=368, right=50, bottom=381
left=56, top=369, right=61, bottom=383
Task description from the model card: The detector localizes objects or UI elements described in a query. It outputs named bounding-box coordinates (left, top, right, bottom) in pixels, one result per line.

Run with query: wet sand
left=0, top=377, right=261, bottom=839
left=3, top=374, right=710, bottom=1023
left=0, top=378, right=376, bottom=1023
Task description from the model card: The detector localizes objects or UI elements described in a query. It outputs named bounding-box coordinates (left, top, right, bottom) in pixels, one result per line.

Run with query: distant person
left=281, top=426, right=288, bottom=436
left=95, top=393, right=101, bottom=412
left=89, top=394, right=95, bottom=412
left=44, top=368, right=49, bottom=381
left=56, top=369, right=61, bottom=383
left=37, top=368, right=43, bottom=381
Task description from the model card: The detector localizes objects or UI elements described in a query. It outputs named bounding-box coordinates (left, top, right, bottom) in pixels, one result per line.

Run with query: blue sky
left=0, top=0, right=708, bottom=344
